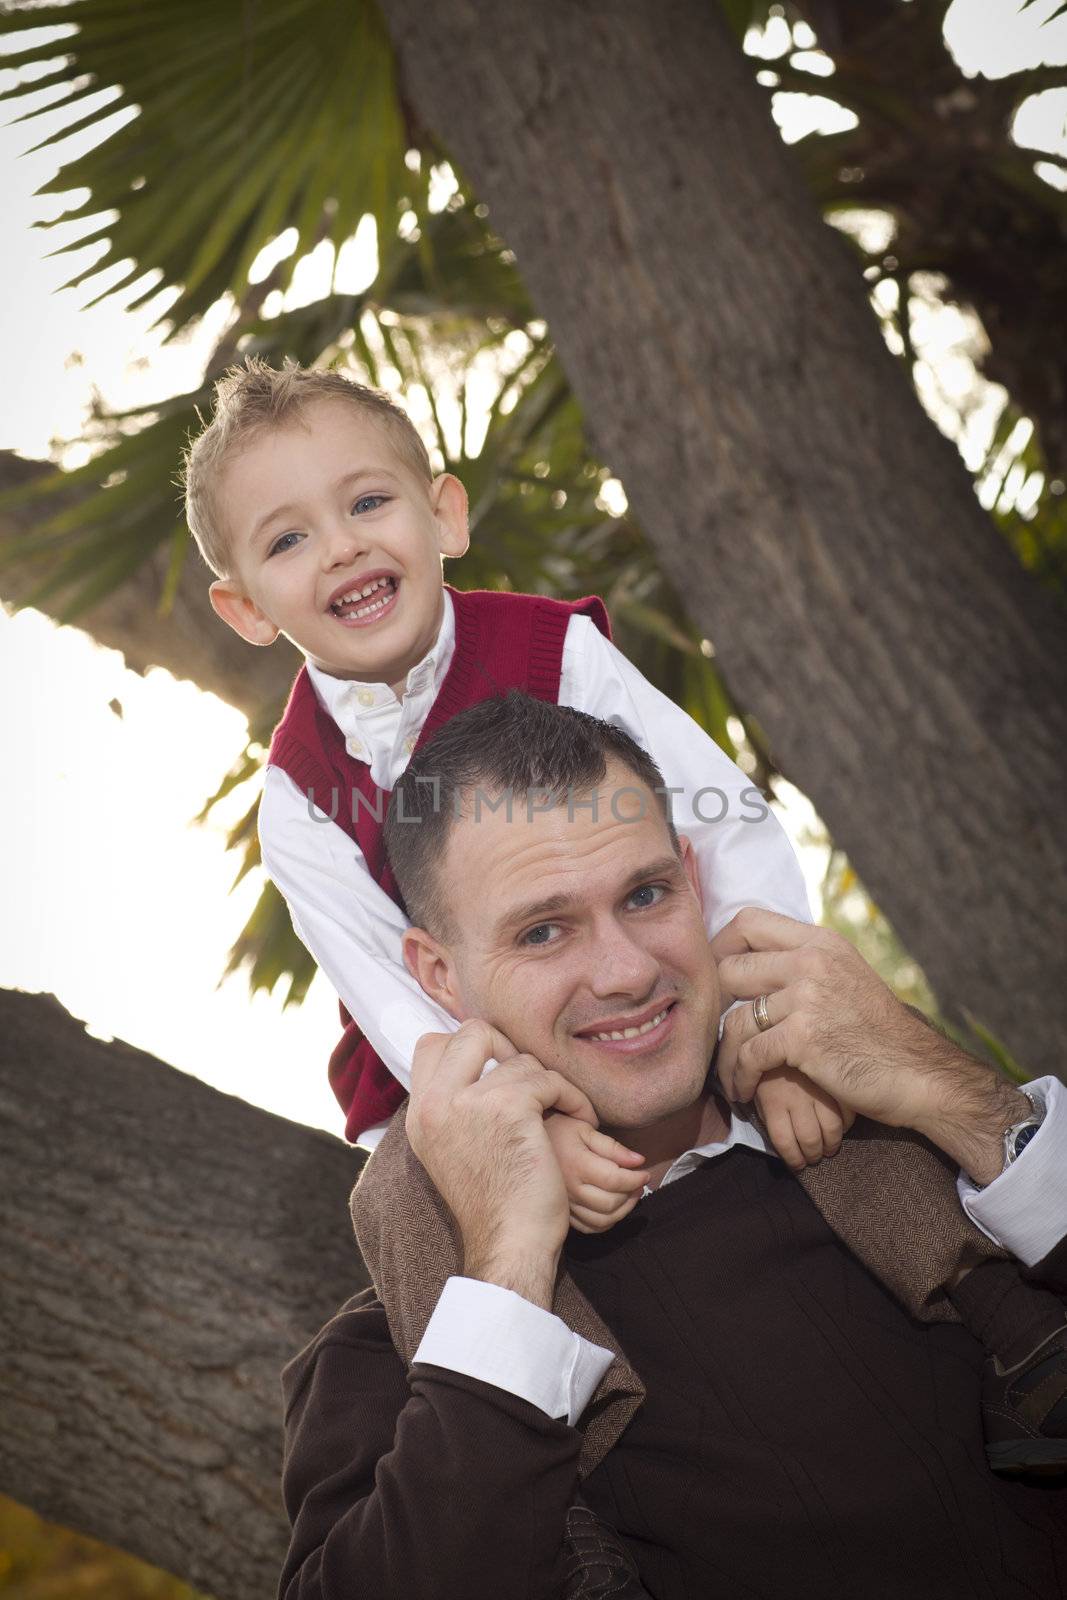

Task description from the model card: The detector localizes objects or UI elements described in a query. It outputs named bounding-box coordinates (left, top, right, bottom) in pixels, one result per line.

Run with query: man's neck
left=608, top=1084, right=730, bottom=1190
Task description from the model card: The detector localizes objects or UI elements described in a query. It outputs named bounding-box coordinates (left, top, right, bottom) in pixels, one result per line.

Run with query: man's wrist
left=462, top=1239, right=561, bottom=1311
left=912, top=1057, right=1032, bottom=1187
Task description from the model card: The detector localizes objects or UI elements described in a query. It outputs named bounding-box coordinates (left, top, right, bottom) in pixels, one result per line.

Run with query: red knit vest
left=267, top=585, right=612, bottom=1141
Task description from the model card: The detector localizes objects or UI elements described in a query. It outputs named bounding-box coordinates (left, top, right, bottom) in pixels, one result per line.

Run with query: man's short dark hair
left=384, top=691, right=678, bottom=938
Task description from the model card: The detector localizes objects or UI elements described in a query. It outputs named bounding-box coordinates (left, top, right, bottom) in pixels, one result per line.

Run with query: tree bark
left=0, top=988, right=366, bottom=1599
left=0, top=451, right=299, bottom=722
left=377, top=0, right=1067, bottom=1078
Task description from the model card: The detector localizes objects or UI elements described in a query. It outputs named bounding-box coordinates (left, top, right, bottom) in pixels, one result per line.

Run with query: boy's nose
left=321, top=522, right=369, bottom=569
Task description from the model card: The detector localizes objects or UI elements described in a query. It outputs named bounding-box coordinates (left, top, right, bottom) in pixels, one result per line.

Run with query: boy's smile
left=208, top=399, right=469, bottom=695
left=325, top=569, right=401, bottom=629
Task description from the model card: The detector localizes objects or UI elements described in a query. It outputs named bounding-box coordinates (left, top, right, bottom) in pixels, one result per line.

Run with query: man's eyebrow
left=250, top=468, right=402, bottom=545
left=493, top=854, right=684, bottom=939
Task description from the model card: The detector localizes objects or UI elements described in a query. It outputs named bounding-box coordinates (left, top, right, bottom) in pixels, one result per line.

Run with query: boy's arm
left=559, top=616, right=813, bottom=934
left=260, top=765, right=460, bottom=1097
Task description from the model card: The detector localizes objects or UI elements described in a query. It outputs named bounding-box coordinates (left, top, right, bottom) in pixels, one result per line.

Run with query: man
left=279, top=694, right=1067, bottom=1600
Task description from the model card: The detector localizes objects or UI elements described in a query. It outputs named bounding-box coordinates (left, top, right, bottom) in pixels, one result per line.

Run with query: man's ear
left=678, top=834, right=705, bottom=916
left=402, top=926, right=467, bottom=1021
left=429, top=472, right=470, bottom=561
left=209, top=579, right=280, bottom=646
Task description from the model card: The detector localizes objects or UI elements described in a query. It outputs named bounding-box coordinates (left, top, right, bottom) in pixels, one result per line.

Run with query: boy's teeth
left=333, top=576, right=395, bottom=615
left=590, top=1006, right=669, bottom=1042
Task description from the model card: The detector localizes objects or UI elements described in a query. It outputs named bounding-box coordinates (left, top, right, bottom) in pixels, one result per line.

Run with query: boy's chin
left=305, top=644, right=400, bottom=681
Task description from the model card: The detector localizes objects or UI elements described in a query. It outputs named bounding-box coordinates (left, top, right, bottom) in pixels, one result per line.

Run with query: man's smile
left=572, top=998, right=679, bottom=1055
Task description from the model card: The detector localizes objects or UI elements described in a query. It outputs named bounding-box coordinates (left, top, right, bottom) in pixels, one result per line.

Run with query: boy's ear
left=429, top=472, right=470, bottom=561
left=402, top=926, right=467, bottom=1021
left=209, top=579, right=280, bottom=646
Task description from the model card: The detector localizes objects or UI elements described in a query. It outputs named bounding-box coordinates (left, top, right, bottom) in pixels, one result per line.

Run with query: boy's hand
left=750, top=1067, right=854, bottom=1172
left=544, top=1112, right=650, bottom=1235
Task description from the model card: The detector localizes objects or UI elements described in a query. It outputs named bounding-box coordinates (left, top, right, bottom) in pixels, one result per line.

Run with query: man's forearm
left=906, top=1031, right=1031, bottom=1186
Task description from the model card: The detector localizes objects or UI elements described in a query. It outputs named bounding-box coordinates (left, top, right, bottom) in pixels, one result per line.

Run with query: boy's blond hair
left=182, top=357, right=434, bottom=577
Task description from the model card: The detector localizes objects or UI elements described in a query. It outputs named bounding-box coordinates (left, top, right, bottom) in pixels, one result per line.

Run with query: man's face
left=208, top=399, right=468, bottom=692
left=408, top=761, right=722, bottom=1132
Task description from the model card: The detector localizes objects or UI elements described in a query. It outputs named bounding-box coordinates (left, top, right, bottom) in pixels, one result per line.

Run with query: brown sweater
left=280, top=1149, right=1067, bottom=1600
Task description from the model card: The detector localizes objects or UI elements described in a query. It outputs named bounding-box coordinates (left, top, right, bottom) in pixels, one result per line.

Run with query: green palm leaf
left=1, top=0, right=410, bottom=334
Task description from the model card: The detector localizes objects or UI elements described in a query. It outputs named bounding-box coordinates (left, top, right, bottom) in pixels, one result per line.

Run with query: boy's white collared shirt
left=302, top=581, right=456, bottom=781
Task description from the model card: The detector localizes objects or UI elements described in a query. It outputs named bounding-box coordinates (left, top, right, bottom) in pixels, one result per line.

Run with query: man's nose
left=586, top=917, right=660, bottom=999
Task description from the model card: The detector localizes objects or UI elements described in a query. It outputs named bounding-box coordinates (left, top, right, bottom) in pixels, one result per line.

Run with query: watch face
left=1012, top=1122, right=1041, bottom=1161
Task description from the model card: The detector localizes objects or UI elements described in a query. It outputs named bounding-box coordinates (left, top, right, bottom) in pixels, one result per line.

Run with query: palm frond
left=223, top=878, right=317, bottom=1005
left=1, top=0, right=410, bottom=335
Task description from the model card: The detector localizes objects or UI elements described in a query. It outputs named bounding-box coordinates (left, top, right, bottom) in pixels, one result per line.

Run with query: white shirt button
left=346, top=736, right=364, bottom=757
left=403, top=736, right=417, bottom=754
left=357, top=689, right=375, bottom=707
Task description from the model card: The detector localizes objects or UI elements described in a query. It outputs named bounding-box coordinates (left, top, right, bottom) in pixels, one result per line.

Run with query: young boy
left=183, top=357, right=1065, bottom=1475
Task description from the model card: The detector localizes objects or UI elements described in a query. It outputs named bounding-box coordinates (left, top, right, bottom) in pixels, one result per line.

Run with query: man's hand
left=712, top=909, right=1030, bottom=1186
left=714, top=911, right=933, bottom=1126
left=750, top=1067, right=855, bottom=1171
left=544, top=1112, right=649, bottom=1234
left=406, top=1022, right=597, bottom=1308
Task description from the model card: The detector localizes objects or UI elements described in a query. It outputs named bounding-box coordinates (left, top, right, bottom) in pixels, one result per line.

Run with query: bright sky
left=0, top=0, right=1064, bottom=1135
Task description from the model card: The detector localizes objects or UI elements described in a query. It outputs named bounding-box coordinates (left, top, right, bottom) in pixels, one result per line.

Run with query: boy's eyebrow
left=492, top=853, right=684, bottom=941
left=332, top=466, right=402, bottom=494
left=251, top=502, right=300, bottom=544
left=250, top=467, right=403, bottom=544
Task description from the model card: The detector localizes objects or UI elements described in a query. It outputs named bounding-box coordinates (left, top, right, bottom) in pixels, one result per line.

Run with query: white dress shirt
left=413, top=1077, right=1067, bottom=1423
left=260, top=590, right=813, bottom=1149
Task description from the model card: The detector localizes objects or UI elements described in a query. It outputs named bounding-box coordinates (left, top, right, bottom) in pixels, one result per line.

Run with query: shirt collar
left=655, top=1105, right=775, bottom=1190
left=305, top=588, right=456, bottom=722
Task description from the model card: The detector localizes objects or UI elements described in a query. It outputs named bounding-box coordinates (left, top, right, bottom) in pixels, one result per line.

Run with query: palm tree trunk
left=378, top=0, right=1067, bottom=1077
left=0, top=988, right=366, bottom=1599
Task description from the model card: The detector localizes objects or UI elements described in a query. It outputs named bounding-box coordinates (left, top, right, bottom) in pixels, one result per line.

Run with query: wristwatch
left=1002, top=1087, right=1044, bottom=1170
left=968, top=1087, right=1044, bottom=1191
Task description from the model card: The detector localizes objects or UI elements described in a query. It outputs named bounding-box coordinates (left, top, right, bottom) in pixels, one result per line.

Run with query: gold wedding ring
left=752, top=994, right=772, bottom=1032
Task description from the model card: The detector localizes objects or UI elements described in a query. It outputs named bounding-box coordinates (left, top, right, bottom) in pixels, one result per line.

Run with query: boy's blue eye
left=522, top=923, right=558, bottom=947
left=268, top=530, right=302, bottom=557
left=352, top=494, right=388, bottom=515
left=630, top=884, right=667, bottom=908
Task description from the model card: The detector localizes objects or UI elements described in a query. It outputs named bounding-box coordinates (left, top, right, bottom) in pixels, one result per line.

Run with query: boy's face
left=209, top=399, right=469, bottom=690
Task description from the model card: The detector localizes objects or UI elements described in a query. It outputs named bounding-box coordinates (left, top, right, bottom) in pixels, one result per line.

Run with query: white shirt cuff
left=413, top=1276, right=615, bottom=1425
left=957, top=1077, right=1067, bottom=1267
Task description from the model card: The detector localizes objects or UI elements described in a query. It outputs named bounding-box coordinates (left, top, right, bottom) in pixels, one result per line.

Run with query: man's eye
left=268, top=530, right=302, bottom=557
left=629, top=883, right=667, bottom=909
left=521, top=923, right=560, bottom=947
left=352, top=494, right=388, bottom=515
